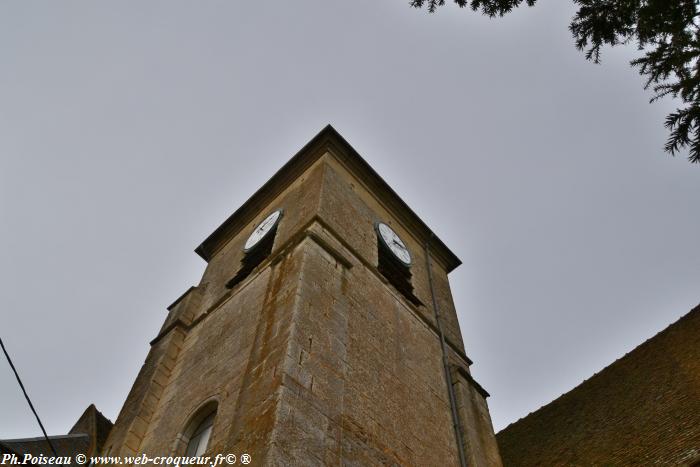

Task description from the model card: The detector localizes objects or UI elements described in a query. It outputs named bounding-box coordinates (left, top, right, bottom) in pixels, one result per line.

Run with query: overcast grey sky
left=1, top=0, right=698, bottom=439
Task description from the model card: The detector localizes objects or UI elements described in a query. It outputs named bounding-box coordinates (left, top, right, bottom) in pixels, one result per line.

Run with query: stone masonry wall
left=104, top=147, right=502, bottom=466
left=316, top=156, right=466, bottom=354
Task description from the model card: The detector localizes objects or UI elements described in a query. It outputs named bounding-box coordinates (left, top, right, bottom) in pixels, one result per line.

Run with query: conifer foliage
left=411, top=0, right=700, bottom=163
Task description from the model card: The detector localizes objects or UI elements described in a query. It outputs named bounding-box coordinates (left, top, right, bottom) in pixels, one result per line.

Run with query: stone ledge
left=155, top=216, right=473, bottom=369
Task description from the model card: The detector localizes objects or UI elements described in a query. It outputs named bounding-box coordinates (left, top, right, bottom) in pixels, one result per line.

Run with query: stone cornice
left=164, top=216, right=472, bottom=367
left=454, top=365, right=490, bottom=399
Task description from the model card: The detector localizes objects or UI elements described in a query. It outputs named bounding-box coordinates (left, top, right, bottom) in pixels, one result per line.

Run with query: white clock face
left=377, top=222, right=411, bottom=266
left=244, top=210, right=282, bottom=251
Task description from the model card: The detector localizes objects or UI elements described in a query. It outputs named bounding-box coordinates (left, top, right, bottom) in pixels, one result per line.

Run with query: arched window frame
left=173, top=399, right=219, bottom=457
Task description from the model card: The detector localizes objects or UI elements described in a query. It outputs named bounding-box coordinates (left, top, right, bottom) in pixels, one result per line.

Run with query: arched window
left=185, top=411, right=215, bottom=456
left=179, top=402, right=218, bottom=457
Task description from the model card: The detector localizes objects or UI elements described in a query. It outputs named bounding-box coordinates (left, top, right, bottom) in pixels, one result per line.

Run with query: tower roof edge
left=195, top=124, right=462, bottom=272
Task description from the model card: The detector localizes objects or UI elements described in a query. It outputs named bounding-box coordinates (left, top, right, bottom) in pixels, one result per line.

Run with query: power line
left=0, top=336, right=57, bottom=456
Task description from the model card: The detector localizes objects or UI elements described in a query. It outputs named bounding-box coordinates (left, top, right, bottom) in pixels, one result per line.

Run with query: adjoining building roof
left=0, top=434, right=89, bottom=460
left=69, top=404, right=113, bottom=456
left=496, top=304, right=700, bottom=466
left=0, top=404, right=113, bottom=465
left=194, top=125, right=462, bottom=272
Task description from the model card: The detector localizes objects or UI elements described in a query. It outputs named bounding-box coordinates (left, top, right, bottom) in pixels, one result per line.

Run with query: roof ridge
left=0, top=433, right=89, bottom=443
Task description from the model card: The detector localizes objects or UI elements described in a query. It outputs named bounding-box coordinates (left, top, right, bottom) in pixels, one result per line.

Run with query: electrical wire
left=0, top=336, right=58, bottom=456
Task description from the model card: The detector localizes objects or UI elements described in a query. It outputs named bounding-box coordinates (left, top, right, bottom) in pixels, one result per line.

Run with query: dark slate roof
left=0, top=441, right=19, bottom=456
left=194, top=124, right=462, bottom=272
left=0, top=434, right=90, bottom=460
left=496, top=304, right=700, bottom=466
left=0, top=404, right=113, bottom=465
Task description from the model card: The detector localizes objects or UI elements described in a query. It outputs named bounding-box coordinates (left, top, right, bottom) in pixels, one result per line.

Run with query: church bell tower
left=103, top=126, right=502, bottom=466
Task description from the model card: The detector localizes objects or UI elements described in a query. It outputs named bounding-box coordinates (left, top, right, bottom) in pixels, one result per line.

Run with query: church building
left=3, top=126, right=698, bottom=466
left=101, top=125, right=503, bottom=466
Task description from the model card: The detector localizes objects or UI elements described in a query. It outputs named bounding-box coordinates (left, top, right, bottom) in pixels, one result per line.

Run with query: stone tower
left=103, top=126, right=502, bottom=466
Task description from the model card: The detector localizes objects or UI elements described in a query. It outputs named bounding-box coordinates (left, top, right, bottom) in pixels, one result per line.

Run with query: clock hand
left=258, top=218, right=274, bottom=232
